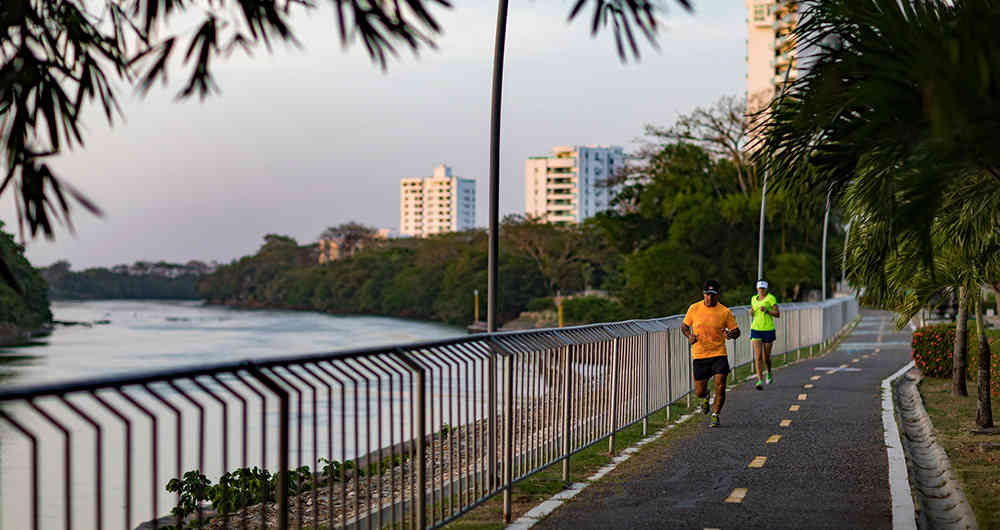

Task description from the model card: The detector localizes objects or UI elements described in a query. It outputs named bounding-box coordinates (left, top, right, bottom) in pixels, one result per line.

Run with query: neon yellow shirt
left=750, top=293, right=778, bottom=331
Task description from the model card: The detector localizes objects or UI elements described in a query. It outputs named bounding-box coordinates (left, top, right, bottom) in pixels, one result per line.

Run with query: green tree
left=0, top=223, right=51, bottom=332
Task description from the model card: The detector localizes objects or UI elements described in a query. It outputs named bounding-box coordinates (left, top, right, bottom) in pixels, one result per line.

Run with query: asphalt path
left=535, top=309, right=913, bottom=530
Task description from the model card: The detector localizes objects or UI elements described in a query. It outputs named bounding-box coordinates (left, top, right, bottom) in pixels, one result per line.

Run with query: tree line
left=41, top=260, right=203, bottom=300
left=199, top=97, right=842, bottom=327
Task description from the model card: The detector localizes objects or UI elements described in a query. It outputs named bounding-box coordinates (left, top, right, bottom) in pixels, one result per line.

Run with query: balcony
left=772, top=11, right=796, bottom=30
left=547, top=213, right=577, bottom=223
left=773, top=68, right=798, bottom=84
left=547, top=157, right=576, bottom=169
left=772, top=51, right=795, bottom=68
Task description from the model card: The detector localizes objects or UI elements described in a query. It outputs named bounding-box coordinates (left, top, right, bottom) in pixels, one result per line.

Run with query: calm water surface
left=1, top=299, right=462, bottom=387
left=0, top=300, right=463, bottom=530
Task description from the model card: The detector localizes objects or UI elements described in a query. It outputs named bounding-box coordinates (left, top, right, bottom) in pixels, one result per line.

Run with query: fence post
left=608, top=334, right=621, bottom=455
left=686, top=342, right=693, bottom=409
left=561, top=344, right=573, bottom=482
left=393, top=350, right=427, bottom=529
left=666, top=331, right=673, bottom=422
left=643, top=331, right=650, bottom=436
left=503, top=352, right=514, bottom=523
left=246, top=365, right=289, bottom=530
left=488, top=353, right=497, bottom=490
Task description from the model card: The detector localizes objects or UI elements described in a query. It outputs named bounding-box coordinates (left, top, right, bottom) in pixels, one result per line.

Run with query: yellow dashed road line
left=810, top=375, right=821, bottom=381
left=725, top=488, right=748, bottom=503
left=803, top=384, right=814, bottom=389
left=789, top=405, right=800, bottom=411
left=797, top=394, right=808, bottom=400
left=839, top=363, right=849, bottom=369
left=780, top=419, right=792, bottom=427
left=766, top=434, right=782, bottom=443
left=851, top=358, right=860, bottom=363
left=748, top=456, right=767, bottom=468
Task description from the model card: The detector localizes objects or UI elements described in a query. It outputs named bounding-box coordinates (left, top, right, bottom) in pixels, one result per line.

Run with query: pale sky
left=9, top=2, right=747, bottom=269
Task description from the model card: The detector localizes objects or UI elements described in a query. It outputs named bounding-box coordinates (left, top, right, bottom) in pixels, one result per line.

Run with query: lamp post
left=821, top=187, right=832, bottom=301
left=841, top=220, right=851, bottom=292
left=756, top=64, right=794, bottom=282
left=487, top=0, right=509, bottom=334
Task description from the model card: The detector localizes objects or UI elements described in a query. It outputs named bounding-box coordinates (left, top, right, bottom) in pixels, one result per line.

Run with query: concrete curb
left=895, top=369, right=978, bottom=530
left=882, top=361, right=918, bottom=530
left=504, top=412, right=697, bottom=530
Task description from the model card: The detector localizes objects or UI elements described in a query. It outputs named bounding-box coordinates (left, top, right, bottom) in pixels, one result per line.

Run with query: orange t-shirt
left=683, top=301, right=739, bottom=359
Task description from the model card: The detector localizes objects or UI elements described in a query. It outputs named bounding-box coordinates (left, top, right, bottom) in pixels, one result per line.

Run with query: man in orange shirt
left=682, top=279, right=741, bottom=427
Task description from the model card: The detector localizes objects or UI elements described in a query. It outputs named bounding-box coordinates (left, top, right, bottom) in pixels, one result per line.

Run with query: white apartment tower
left=400, top=164, right=476, bottom=238
left=746, top=1, right=800, bottom=109
left=525, top=145, right=625, bottom=224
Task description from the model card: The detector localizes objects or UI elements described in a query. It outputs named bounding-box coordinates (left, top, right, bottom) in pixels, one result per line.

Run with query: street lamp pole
left=487, top=0, right=509, bottom=333
left=841, top=220, right=851, bottom=291
left=756, top=64, right=794, bottom=283
left=821, top=187, right=832, bottom=301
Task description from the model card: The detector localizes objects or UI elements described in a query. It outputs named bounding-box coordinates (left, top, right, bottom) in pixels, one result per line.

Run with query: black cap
left=703, top=279, right=721, bottom=295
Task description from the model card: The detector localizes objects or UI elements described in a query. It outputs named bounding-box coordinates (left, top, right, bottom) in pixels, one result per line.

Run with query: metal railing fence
left=0, top=297, right=858, bottom=530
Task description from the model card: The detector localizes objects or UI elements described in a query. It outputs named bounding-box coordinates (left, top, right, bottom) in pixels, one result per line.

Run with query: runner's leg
left=694, top=378, right=709, bottom=399
left=712, top=373, right=726, bottom=414
left=753, top=339, right=764, bottom=381
left=764, top=340, right=774, bottom=375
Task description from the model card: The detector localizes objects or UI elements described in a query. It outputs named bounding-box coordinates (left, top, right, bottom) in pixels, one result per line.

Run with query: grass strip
left=918, top=376, right=1000, bottom=529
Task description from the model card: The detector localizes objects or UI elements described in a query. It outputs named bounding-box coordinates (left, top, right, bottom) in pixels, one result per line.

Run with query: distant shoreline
left=0, top=323, right=53, bottom=347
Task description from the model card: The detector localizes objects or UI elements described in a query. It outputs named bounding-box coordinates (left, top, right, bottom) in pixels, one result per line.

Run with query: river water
left=1, top=300, right=462, bottom=387
left=0, top=300, right=464, bottom=530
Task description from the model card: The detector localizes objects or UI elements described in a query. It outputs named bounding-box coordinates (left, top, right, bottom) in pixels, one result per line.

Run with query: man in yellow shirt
left=682, top=279, right=741, bottom=427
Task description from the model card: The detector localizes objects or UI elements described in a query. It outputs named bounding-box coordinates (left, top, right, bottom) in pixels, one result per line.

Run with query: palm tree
left=756, top=0, right=1000, bottom=428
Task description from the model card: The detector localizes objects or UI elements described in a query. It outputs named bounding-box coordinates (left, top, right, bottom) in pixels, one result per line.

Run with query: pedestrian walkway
left=534, top=309, right=912, bottom=530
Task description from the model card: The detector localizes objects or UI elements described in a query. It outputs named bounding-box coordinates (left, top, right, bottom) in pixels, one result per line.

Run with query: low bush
left=912, top=323, right=1000, bottom=393
left=525, top=297, right=554, bottom=312
left=562, top=296, right=628, bottom=325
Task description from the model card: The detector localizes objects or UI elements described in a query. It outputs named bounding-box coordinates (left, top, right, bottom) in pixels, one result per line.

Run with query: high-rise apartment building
left=746, top=1, right=800, bottom=108
left=525, top=145, right=625, bottom=224
left=400, top=164, right=476, bottom=238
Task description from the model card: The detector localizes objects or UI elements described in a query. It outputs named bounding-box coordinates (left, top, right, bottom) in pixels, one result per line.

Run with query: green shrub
left=912, top=323, right=1000, bottom=393
left=210, top=467, right=276, bottom=514
left=526, top=297, right=554, bottom=312
left=562, top=296, right=628, bottom=325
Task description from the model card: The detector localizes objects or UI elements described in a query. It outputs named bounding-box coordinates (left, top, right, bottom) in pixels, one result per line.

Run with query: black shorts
left=693, top=356, right=730, bottom=381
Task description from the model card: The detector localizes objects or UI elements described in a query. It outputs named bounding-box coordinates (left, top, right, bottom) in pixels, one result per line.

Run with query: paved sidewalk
left=535, top=309, right=912, bottom=530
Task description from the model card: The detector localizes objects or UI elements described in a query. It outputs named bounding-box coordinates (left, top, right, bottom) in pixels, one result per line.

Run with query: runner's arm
left=724, top=310, right=740, bottom=339
left=681, top=323, right=698, bottom=344
left=769, top=304, right=780, bottom=318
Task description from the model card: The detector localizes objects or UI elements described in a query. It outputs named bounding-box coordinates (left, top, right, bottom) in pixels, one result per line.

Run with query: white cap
left=756, top=280, right=769, bottom=289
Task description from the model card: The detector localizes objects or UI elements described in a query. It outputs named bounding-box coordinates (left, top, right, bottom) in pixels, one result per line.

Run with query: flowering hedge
left=912, top=323, right=1000, bottom=393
